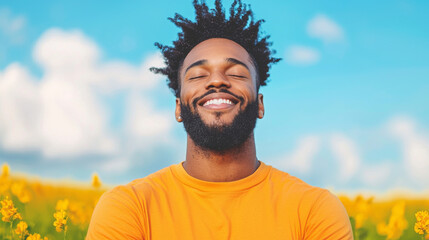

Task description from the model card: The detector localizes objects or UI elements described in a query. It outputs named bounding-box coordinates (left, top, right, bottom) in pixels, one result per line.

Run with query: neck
left=183, top=133, right=260, bottom=182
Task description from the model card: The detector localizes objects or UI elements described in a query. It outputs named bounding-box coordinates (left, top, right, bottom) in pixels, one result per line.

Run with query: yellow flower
left=350, top=194, right=373, bottom=229
left=11, top=182, right=32, bottom=203
left=11, top=182, right=23, bottom=196
left=69, top=201, right=87, bottom=225
left=1, top=163, right=10, bottom=179
left=0, top=181, right=9, bottom=195
left=56, top=199, right=69, bottom=211
left=14, top=212, right=22, bottom=220
left=416, top=210, right=429, bottom=222
left=53, top=209, right=68, bottom=232
left=17, top=191, right=31, bottom=203
left=416, top=221, right=427, bottom=235
left=377, top=222, right=388, bottom=234
left=27, top=233, right=48, bottom=240
left=1, top=196, right=20, bottom=222
left=91, top=173, right=102, bottom=188
left=0, top=163, right=11, bottom=195
left=415, top=210, right=429, bottom=235
left=377, top=201, right=408, bottom=240
left=15, top=221, right=29, bottom=239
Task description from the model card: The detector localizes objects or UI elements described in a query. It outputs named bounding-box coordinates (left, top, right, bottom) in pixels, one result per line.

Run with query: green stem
left=353, top=227, right=358, bottom=240
left=9, top=221, right=13, bottom=240
left=64, top=215, right=68, bottom=240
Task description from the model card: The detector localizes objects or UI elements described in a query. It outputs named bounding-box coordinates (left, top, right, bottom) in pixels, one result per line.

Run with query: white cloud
left=0, top=63, right=40, bottom=150
left=96, top=52, right=164, bottom=93
left=0, top=28, right=170, bottom=159
left=124, top=92, right=174, bottom=146
left=388, top=116, right=429, bottom=184
left=285, top=45, right=320, bottom=66
left=0, top=8, right=26, bottom=44
left=270, top=116, right=429, bottom=190
left=278, top=136, right=321, bottom=174
left=38, top=78, right=117, bottom=158
left=307, top=14, right=344, bottom=43
left=34, top=28, right=99, bottom=74
left=329, top=134, right=360, bottom=181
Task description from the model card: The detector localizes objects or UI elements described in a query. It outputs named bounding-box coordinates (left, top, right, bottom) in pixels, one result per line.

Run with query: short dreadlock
left=150, top=0, right=281, bottom=97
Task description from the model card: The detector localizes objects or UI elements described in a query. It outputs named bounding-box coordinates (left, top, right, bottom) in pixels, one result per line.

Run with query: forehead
left=181, top=38, right=253, bottom=72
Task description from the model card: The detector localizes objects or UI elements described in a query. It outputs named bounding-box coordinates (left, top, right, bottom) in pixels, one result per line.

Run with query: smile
left=197, top=92, right=240, bottom=110
left=203, top=98, right=234, bottom=107
left=202, top=98, right=236, bottom=110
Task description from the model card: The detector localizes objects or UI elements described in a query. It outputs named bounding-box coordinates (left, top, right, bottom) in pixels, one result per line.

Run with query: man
left=87, top=0, right=353, bottom=239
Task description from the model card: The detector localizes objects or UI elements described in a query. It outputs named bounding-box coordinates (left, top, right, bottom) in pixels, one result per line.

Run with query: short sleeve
left=86, top=186, right=146, bottom=240
left=304, top=190, right=353, bottom=240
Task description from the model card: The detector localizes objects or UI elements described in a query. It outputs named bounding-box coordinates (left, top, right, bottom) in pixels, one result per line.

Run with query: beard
left=180, top=91, right=259, bottom=153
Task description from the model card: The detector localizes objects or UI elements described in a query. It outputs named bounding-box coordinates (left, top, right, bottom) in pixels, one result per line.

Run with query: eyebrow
left=184, top=59, right=207, bottom=75
left=226, top=58, right=250, bottom=70
left=184, top=57, right=250, bottom=75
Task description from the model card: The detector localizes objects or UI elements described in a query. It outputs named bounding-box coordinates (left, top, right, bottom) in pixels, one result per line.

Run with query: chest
left=142, top=186, right=306, bottom=240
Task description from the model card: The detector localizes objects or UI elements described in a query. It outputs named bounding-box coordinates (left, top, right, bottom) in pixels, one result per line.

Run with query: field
left=0, top=163, right=428, bottom=240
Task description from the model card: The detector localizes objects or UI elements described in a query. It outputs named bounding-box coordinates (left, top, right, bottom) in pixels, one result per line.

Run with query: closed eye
left=228, top=74, right=247, bottom=79
left=189, top=75, right=207, bottom=80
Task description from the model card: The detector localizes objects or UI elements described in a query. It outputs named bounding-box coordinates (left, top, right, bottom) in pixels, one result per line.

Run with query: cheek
left=180, top=85, right=199, bottom=104
left=243, top=83, right=258, bottom=101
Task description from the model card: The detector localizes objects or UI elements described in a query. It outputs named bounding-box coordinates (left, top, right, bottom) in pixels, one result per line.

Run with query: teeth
left=203, top=98, right=234, bottom=106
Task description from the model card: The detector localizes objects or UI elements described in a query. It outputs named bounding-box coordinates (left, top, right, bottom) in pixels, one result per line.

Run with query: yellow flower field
left=0, top=163, right=104, bottom=239
left=0, top=162, right=428, bottom=240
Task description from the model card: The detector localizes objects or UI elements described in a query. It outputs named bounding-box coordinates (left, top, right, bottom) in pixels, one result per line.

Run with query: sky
left=0, top=0, right=428, bottom=194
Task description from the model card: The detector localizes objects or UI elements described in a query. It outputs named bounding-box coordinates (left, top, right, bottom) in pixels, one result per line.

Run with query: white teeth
left=203, top=98, right=234, bottom=106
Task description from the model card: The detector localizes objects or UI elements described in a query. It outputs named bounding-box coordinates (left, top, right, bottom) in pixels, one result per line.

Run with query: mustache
left=191, top=89, right=245, bottom=108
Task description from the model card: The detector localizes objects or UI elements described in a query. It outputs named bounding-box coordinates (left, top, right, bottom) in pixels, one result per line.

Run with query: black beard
left=180, top=93, right=259, bottom=153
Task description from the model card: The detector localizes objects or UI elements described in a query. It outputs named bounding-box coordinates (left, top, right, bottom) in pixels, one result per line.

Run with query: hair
left=150, top=0, right=281, bottom=97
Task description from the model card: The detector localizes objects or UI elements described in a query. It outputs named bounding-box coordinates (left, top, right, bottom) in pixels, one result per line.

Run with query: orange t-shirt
left=87, top=162, right=353, bottom=240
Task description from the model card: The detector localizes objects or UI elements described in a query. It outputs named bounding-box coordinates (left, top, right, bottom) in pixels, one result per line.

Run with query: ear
left=257, top=94, right=264, bottom=119
left=175, top=98, right=182, bottom=122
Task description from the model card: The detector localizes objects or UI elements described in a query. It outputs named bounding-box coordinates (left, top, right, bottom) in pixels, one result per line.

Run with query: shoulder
left=86, top=185, right=146, bottom=239
left=267, top=167, right=334, bottom=209
left=268, top=166, right=328, bottom=200
left=268, top=166, right=353, bottom=240
left=302, top=189, right=353, bottom=240
left=103, top=164, right=176, bottom=202
left=86, top=165, right=175, bottom=240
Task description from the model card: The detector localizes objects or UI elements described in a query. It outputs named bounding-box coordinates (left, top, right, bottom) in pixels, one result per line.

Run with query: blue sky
left=0, top=0, right=428, bottom=194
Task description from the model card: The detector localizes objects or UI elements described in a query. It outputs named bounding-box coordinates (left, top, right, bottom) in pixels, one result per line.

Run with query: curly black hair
left=150, top=0, right=281, bottom=97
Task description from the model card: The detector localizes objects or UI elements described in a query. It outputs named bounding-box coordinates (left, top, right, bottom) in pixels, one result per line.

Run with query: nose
left=204, top=71, right=231, bottom=89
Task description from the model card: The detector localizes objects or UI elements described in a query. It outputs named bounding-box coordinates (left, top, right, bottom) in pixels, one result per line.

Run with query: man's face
left=176, top=38, right=264, bottom=151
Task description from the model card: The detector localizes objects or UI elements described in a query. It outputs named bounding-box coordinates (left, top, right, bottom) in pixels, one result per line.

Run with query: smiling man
left=86, top=1, right=353, bottom=239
